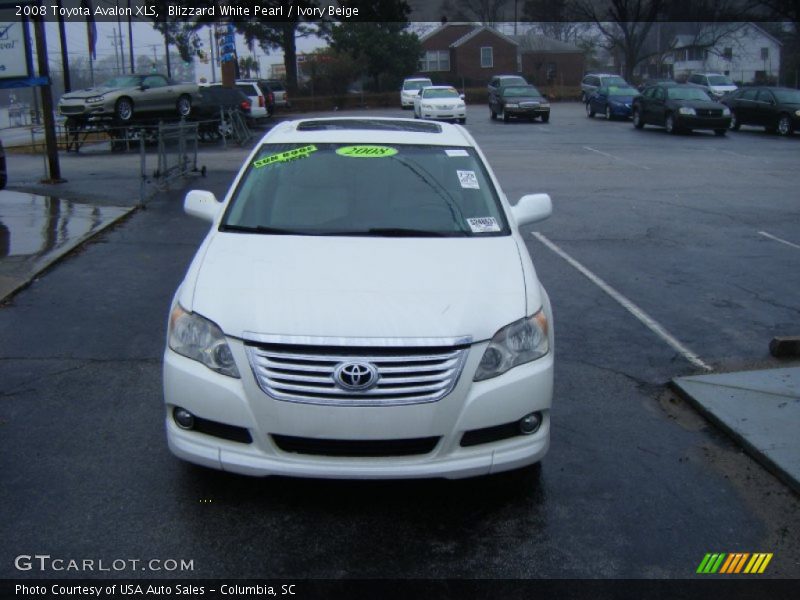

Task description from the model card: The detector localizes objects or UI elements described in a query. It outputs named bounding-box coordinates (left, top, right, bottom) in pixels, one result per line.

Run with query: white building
left=667, top=23, right=782, bottom=84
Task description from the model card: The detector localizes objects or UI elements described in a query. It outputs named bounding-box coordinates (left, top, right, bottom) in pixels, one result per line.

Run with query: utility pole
left=56, top=0, right=71, bottom=92
left=32, top=12, right=64, bottom=183
left=109, top=30, right=120, bottom=75
left=127, top=0, right=135, bottom=73
left=209, top=27, right=216, bottom=83
left=116, top=0, right=126, bottom=73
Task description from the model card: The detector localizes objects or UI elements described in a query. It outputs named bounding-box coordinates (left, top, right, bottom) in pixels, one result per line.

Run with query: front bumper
left=420, top=107, right=467, bottom=121
left=163, top=339, right=553, bottom=479
left=58, top=101, right=111, bottom=118
left=505, top=106, right=550, bottom=118
left=607, top=103, right=632, bottom=117
left=676, top=115, right=731, bottom=130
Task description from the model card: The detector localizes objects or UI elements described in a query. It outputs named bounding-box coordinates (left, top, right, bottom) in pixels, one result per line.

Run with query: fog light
left=173, top=407, right=195, bottom=430
left=519, top=412, right=542, bottom=435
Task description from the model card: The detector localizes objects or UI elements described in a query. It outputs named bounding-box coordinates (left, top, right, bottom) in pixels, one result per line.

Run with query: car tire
left=777, top=114, right=793, bottom=136
left=665, top=113, right=678, bottom=134
left=490, top=109, right=497, bottom=120
left=176, top=95, right=192, bottom=118
left=633, top=108, right=644, bottom=129
left=729, top=110, right=740, bottom=131
left=541, top=113, right=549, bottom=123
left=459, top=118, right=466, bottom=124
left=115, top=97, right=134, bottom=122
left=586, top=102, right=595, bottom=118
left=502, top=110, right=509, bottom=123
left=580, top=92, right=586, bottom=103
left=714, top=129, right=727, bottom=136
left=605, top=105, right=612, bottom=120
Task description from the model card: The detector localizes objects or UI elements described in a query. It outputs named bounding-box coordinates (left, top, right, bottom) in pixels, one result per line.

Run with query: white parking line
left=583, top=146, right=651, bottom=170
left=758, top=230, right=800, bottom=250
left=532, top=232, right=713, bottom=372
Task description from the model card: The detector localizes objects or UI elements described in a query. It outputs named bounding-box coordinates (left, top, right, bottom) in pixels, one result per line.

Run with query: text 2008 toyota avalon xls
left=164, top=117, right=553, bottom=479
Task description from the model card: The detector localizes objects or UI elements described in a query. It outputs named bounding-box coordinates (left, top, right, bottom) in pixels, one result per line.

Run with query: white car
left=164, top=117, right=554, bottom=480
left=686, top=72, right=738, bottom=100
left=414, top=86, right=467, bottom=123
left=400, top=77, right=432, bottom=108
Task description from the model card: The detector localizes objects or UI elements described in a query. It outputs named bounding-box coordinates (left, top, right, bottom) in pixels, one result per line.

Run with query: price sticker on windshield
left=253, top=145, right=317, bottom=168
left=466, top=217, right=500, bottom=233
left=457, top=170, right=480, bottom=189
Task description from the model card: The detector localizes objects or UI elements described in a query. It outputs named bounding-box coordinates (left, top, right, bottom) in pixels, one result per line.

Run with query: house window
left=686, top=47, right=706, bottom=61
left=546, top=62, right=557, bottom=81
left=723, top=47, right=732, bottom=60
left=480, top=47, right=493, bottom=68
left=760, top=47, right=769, bottom=60
left=420, top=50, right=450, bottom=72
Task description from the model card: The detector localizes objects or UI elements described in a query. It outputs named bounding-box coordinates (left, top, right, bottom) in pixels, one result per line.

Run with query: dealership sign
left=0, top=21, right=31, bottom=80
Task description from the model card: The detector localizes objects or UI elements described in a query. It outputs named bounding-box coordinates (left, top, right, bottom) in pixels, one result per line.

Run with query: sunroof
left=296, top=119, right=442, bottom=133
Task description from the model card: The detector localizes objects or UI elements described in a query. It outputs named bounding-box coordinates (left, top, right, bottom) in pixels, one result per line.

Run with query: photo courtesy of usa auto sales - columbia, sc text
left=15, top=583, right=298, bottom=596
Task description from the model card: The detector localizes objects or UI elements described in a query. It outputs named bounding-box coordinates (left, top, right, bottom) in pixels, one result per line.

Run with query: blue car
left=586, top=85, right=640, bottom=120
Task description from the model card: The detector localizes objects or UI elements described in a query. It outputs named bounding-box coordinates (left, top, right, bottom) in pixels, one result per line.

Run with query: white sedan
left=413, top=86, right=467, bottom=123
left=165, top=117, right=553, bottom=480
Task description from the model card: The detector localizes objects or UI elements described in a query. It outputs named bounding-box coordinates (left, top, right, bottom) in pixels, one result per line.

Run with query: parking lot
left=1, top=102, right=798, bottom=580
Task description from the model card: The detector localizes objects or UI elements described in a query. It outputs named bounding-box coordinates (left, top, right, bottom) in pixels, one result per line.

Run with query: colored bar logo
left=697, top=553, right=773, bottom=574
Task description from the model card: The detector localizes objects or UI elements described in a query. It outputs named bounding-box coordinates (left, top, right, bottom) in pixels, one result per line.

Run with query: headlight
left=678, top=107, right=696, bottom=116
left=168, top=304, right=240, bottom=378
left=474, top=310, right=549, bottom=381
left=457, top=103, right=465, bottom=108
left=422, top=103, right=433, bottom=109
left=722, top=107, right=731, bottom=116
left=540, top=102, right=550, bottom=108
left=795, top=110, right=800, bottom=117
left=505, top=103, right=519, bottom=108
left=86, top=95, right=105, bottom=103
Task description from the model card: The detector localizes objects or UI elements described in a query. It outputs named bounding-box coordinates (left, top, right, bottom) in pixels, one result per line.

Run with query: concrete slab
left=0, top=191, right=134, bottom=301
left=672, top=368, right=800, bottom=494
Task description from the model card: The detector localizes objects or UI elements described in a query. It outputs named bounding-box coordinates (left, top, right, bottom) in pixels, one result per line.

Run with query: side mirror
left=184, top=190, right=221, bottom=222
left=459, top=93, right=465, bottom=100
left=512, top=193, right=552, bottom=226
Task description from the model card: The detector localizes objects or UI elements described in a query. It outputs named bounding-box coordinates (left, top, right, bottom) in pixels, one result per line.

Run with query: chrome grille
left=520, top=102, right=539, bottom=108
left=696, top=109, right=722, bottom=117
left=245, top=342, right=469, bottom=406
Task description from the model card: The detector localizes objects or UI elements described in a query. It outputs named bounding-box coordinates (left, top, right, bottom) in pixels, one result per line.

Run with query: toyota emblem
left=334, top=361, right=379, bottom=391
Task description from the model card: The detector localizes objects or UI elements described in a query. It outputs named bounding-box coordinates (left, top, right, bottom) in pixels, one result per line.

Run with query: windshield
left=500, top=77, right=526, bottom=87
left=707, top=75, right=734, bottom=86
left=221, top=143, right=509, bottom=237
left=423, top=88, right=459, bottom=99
left=667, top=87, right=712, bottom=101
left=603, top=76, right=627, bottom=86
left=404, top=80, right=432, bottom=91
left=503, top=86, right=542, bottom=98
left=773, top=89, right=800, bottom=104
left=605, top=86, right=639, bottom=96
left=100, top=76, right=141, bottom=89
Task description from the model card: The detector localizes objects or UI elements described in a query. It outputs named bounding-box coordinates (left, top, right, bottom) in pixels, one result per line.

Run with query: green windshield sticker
left=336, top=145, right=398, bottom=158
left=253, top=145, right=317, bottom=168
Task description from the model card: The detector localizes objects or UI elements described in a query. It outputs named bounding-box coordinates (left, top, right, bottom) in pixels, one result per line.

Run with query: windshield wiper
left=219, top=224, right=309, bottom=235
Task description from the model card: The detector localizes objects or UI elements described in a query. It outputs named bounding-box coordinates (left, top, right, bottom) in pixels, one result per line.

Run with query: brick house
left=419, top=24, right=519, bottom=86
left=419, top=24, right=584, bottom=87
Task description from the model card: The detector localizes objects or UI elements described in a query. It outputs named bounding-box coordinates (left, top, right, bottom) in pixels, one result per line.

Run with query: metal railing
left=153, top=120, right=201, bottom=192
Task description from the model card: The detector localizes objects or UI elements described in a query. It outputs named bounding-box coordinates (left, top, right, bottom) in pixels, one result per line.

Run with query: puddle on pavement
left=0, top=191, right=131, bottom=300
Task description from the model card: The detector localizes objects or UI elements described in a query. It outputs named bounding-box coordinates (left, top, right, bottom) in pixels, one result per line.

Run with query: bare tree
left=440, top=0, right=512, bottom=25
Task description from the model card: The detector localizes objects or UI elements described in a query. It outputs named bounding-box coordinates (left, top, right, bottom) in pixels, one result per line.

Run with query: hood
left=674, top=99, right=725, bottom=110
left=709, top=85, right=737, bottom=92
left=60, top=87, right=119, bottom=101
left=189, top=233, right=532, bottom=342
left=505, top=95, right=545, bottom=103
left=607, top=95, right=636, bottom=103
left=423, top=97, right=463, bottom=106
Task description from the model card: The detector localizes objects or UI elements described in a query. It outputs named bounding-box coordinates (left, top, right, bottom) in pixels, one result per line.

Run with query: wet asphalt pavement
left=1, top=103, right=799, bottom=580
